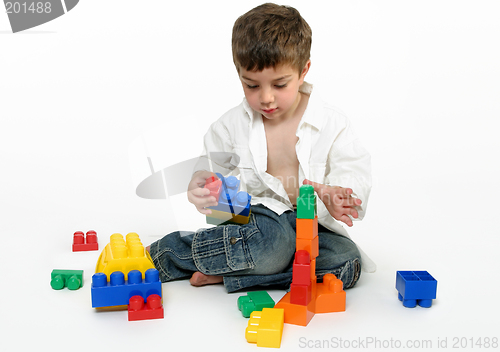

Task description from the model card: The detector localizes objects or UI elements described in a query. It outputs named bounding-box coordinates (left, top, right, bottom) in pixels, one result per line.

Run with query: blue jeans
left=148, top=204, right=361, bottom=293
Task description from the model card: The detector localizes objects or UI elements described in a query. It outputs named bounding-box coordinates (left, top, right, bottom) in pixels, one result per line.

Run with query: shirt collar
left=298, top=82, right=324, bottom=131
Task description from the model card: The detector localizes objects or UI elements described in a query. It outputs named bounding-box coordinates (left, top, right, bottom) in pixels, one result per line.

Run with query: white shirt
left=195, top=82, right=375, bottom=272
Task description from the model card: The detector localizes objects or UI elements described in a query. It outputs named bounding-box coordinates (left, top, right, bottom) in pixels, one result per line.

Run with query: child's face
left=238, top=62, right=310, bottom=121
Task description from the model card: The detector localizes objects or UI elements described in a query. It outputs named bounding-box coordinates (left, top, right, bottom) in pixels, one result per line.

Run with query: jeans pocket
left=192, top=225, right=256, bottom=275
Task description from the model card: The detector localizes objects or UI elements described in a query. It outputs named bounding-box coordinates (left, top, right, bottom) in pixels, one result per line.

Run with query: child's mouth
left=262, top=108, right=277, bottom=114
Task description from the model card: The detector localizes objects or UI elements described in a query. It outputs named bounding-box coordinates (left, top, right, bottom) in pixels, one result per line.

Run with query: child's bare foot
left=190, top=272, right=223, bottom=286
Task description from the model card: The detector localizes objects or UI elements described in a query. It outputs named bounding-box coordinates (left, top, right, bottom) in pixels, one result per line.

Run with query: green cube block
left=297, top=185, right=316, bottom=219
left=237, top=291, right=275, bottom=318
left=50, top=269, right=83, bottom=290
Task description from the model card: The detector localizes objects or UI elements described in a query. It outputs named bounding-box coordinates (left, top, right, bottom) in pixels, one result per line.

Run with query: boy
left=147, top=3, right=373, bottom=293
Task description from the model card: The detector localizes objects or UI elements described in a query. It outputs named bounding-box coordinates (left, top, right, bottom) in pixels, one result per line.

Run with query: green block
left=237, top=291, right=275, bottom=318
left=297, top=185, right=316, bottom=219
left=50, top=269, right=83, bottom=290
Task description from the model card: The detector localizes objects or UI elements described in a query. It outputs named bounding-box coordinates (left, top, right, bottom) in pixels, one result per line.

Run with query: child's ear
left=299, top=60, right=311, bottom=82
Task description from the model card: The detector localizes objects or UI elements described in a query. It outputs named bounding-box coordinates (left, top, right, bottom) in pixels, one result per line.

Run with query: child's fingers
left=191, top=187, right=211, bottom=197
left=302, top=179, right=328, bottom=192
left=347, top=207, right=359, bottom=219
left=342, top=196, right=362, bottom=207
left=197, top=206, right=213, bottom=215
left=338, top=214, right=353, bottom=227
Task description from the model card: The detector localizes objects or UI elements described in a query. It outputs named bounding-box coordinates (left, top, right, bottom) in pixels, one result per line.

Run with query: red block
left=290, top=282, right=312, bottom=305
left=128, top=294, right=164, bottom=321
left=274, top=288, right=315, bottom=326
left=204, top=175, right=222, bottom=200
left=292, top=250, right=311, bottom=286
left=72, top=230, right=98, bottom=252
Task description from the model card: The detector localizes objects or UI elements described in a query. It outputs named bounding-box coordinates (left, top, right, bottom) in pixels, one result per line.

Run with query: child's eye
left=275, top=84, right=287, bottom=88
left=246, top=84, right=258, bottom=89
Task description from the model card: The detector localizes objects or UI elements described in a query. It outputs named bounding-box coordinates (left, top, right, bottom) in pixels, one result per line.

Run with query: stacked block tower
left=274, top=184, right=346, bottom=326
left=91, top=233, right=164, bottom=321
left=205, top=173, right=251, bottom=225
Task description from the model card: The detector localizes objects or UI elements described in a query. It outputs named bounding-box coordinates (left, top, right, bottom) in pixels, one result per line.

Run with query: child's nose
left=260, top=88, right=275, bottom=105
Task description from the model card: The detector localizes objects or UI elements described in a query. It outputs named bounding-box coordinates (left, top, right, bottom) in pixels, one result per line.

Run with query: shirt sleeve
left=192, top=119, right=241, bottom=176
left=325, top=119, right=372, bottom=220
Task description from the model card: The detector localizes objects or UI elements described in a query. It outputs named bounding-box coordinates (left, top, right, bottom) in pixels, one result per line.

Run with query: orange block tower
left=274, top=184, right=346, bottom=326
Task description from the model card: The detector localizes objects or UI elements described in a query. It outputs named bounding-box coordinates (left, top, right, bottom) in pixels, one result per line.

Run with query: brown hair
left=232, top=3, right=312, bottom=75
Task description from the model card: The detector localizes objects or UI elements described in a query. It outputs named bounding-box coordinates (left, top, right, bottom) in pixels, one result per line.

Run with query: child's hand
left=187, top=171, right=219, bottom=215
left=302, top=179, right=361, bottom=227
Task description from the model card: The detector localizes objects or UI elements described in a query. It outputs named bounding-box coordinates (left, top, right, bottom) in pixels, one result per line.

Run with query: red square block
left=128, top=294, right=164, bottom=321
left=274, top=287, right=316, bottom=326
left=292, top=250, right=311, bottom=286
left=72, top=231, right=99, bottom=252
left=290, top=282, right=312, bottom=305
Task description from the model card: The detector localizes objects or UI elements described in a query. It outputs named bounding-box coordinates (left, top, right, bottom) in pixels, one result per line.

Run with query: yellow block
left=245, top=308, right=284, bottom=348
left=95, top=233, right=155, bottom=280
left=208, top=209, right=251, bottom=225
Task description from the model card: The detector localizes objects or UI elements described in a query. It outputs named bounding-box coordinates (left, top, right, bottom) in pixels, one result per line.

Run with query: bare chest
left=264, top=121, right=301, bottom=202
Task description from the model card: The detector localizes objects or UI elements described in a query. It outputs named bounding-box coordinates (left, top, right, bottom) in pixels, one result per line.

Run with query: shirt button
left=230, top=237, right=237, bottom=245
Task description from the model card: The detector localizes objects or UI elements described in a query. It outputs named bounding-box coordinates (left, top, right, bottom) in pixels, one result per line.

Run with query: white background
left=1, top=1, right=499, bottom=351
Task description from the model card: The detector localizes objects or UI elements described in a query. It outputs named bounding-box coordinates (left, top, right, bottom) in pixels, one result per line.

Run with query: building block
left=274, top=290, right=315, bottom=326
left=206, top=208, right=251, bottom=225
left=209, top=188, right=251, bottom=216
left=50, top=269, right=83, bottom=290
left=245, top=308, right=284, bottom=348
left=128, top=294, right=164, bottom=321
left=292, top=250, right=311, bottom=286
left=396, top=271, right=437, bottom=308
left=314, top=274, right=346, bottom=313
left=296, top=185, right=316, bottom=219
left=95, top=233, right=155, bottom=280
left=296, top=217, right=318, bottom=240
left=91, top=268, right=162, bottom=308
left=206, top=173, right=252, bottom=225
left=72, top=230, right=99, bottom=251
left=296, top=235, right=319, bottom=259
left=290, top=282, right=312, bottom=305
left=207, top=173, right=239, bottom=214
left=205, top=175, right=222, bottom=200
left=310, top=258, right=317, bottom=281
left=238, top=291, right=275, bottom=318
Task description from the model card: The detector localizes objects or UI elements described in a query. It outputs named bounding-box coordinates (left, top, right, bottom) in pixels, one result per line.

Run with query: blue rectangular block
left=396, top=271, right=437, bottom=308
left=91, top=269, right=162, bottom=308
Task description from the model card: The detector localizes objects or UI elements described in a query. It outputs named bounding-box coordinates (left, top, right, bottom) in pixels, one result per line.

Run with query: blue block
left=232, top=191, right=251, bottom=216
left=91, top=268, right=162, bottom=308
left=396, top=271, right=437, bottom=308
left=208, top=174, right=251, bottom=217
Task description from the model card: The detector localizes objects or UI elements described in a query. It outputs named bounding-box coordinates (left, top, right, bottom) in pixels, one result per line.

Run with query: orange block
left=310, top=258, right=316, bottom=280
left=296, top=235, right=319, bottom=259
left=296, top=217, right=318, bottom=239
left=275, top=282, right=316, bottom=326
left=314, top=274, right=346, bottom=313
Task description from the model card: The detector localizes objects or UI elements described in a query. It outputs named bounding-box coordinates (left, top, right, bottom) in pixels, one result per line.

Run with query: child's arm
left=306, top=113, right=371, bottom=227
left=303, top=179, right=361, bottom=227
left=187, top=170, right=219, bottom=215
